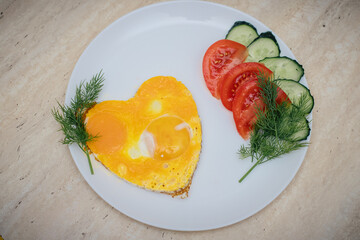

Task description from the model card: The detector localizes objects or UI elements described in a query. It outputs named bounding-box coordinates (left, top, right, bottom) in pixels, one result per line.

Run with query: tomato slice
left=219, top=62, right=273, bottom=110
left=232, top=79, right=290, bottom=140
left=202, top=39, right=248, bottom=99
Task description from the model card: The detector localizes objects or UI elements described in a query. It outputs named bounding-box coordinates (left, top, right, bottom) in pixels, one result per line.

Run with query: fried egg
left=85, top=76, right=202, bottom=196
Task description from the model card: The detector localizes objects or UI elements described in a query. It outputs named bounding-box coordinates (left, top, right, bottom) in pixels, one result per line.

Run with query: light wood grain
left=0, top=0, right=359, bottom=239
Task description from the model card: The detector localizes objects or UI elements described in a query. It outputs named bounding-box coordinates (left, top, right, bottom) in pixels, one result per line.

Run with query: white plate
left=66, top=0, right=310, bottom=231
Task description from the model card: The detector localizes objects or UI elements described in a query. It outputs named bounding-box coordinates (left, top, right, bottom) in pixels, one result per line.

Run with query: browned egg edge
left=87, top=153, right=196, bottom=198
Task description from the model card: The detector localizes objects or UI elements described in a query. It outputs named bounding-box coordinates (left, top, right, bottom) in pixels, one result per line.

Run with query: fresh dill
left=52, top=70, right=105, bottom=174
left=238, top=73, right=310, bottom=183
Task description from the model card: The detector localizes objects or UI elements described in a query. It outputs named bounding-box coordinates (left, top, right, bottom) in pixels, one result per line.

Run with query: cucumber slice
left=275, top=79, right=314, bottom=114
left=225, top=21, right=259, bottom=46
left=280, top=113, right=310, bottom=141
left=260, top=57, right=304, bottom=82
left=245, top=32, right=280, bottom=62
left=288, top=117, right=310, bottom=141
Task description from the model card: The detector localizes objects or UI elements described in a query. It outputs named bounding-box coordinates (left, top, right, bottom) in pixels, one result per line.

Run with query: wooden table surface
left=1, top=0, right=359, bottom=239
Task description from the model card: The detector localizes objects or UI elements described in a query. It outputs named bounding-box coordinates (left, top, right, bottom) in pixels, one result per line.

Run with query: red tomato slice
left=202, top=39, right=248, bottom=99
left=219, top=62, right=273, bottom=111
left=232, top=79, right=290, bottom=140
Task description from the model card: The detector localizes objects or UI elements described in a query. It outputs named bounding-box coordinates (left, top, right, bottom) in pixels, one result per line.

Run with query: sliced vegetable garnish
left=225, top=21, right=259, bottom=46
left=218, top=62, right=273, bottom=110
left=260, top=57, right=304, bottom=82
left=202, top=39, right=248, bottom=98
left=232, top=77, right=290, bottom=140
left=275, top=79, right=314, bottom=114
left=238, top=74, right=310, bottom=182
left=245, top=32, right=280, bottom=62
left=201, top=20, right=313, bottom=183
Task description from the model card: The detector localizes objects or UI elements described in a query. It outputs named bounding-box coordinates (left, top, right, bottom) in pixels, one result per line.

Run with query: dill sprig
left=52, top=70, right=105, bottom=174
left=238, top=73, right=310, bottom=182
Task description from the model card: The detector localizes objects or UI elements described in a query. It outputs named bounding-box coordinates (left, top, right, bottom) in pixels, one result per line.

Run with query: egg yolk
left=144, top=116, right=191, bottom=161
left=86, top=112, right=127, bottom=155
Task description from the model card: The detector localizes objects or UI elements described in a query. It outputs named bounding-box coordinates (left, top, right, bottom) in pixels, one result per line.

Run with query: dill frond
left=238, top=72, right=310, bottom=182
left=52, top=70, right=105, bottom=174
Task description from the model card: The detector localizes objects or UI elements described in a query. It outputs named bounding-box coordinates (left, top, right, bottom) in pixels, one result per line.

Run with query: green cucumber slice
left=275, top=79, right=314, bottom=114
left=288, top=117, right=310, bottom=141
left=225, top=21, right=259, bottom=46
left=245, top=32, right=280, bottom=62
left=260, top=57, right=304, bottom=82
left=279, top=113, right=310, bottom=141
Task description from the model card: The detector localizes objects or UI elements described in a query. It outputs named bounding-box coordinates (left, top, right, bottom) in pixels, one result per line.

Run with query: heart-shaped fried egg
left=85, top=76, right=201, bottom=196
